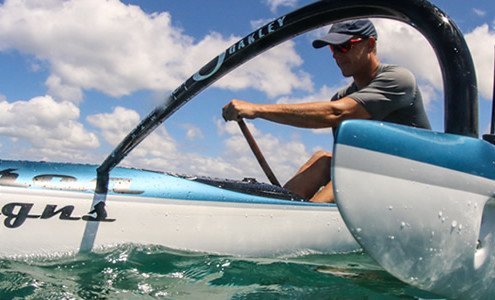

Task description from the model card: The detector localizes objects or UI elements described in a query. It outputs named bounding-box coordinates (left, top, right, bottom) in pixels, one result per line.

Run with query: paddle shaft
left=237, top=120, right=281, bottom=187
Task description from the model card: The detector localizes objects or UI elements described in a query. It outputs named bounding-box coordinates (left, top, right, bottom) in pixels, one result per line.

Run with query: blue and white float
left=334, top=121, right=495, bottom=299
left=0, top=0, right=493, bottom=298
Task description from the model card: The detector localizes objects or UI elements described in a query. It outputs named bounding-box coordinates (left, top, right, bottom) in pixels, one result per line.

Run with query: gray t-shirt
left=331, top=64, right=431, bottom=129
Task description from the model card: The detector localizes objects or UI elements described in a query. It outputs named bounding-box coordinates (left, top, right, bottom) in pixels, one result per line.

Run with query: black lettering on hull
left=2, top=203, right=40, bottom=228
left=0, top=202, right=116, bottom=228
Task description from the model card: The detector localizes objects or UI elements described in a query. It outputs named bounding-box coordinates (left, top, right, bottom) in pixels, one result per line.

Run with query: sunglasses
left=329, top=38, right=364, bottom=54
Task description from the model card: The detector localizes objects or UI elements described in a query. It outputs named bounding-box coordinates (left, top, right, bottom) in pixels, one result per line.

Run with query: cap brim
left=312, top=32, right=353, bottom=49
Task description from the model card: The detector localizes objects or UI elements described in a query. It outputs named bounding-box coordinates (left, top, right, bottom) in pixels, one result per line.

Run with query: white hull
left=0, top=185, right=359, bottom=258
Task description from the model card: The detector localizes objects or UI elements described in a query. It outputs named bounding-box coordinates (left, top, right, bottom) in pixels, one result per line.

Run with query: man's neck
left=353, top=56, right=380, bottom=89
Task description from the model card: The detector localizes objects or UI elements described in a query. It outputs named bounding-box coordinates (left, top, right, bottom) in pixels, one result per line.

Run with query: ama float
left=0, top=0, right=493, bottom=298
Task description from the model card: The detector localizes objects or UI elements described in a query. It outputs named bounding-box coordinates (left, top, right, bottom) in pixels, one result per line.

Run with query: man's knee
left=311, top=150, right=332, bottom=163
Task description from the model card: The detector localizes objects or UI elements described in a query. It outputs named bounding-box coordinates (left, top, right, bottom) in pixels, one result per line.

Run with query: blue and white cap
left=312, top=19, right=378, bottom=48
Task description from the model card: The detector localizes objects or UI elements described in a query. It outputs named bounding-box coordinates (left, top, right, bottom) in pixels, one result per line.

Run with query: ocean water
left=0, top=245, right=440, bottom=299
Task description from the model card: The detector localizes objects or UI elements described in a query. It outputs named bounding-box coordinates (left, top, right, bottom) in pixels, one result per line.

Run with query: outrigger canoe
left=1, top=0, right=493, bottom=298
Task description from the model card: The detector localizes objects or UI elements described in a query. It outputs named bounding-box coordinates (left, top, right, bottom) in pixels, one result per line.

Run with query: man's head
left=313, top=19, right=379, bottom=78
left=312, top=19, right=377, bottom=49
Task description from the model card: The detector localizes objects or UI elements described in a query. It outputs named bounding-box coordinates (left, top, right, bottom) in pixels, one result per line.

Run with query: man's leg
left=310, top=181, right=334, bottom=203
left=283, top=150, right=332, bottom=200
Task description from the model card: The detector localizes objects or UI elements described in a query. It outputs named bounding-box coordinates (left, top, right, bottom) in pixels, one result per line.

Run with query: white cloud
left=114, top=116, right=311, bottom=184
left=116, top=116, right=307, bottom=183
left=418, top=83, right=437, bottom=109
left=87, top=106, right=141, bottom=146
left=0, top=0, right=309, bottom=101
left=0, top=0, right=313, bottom=174
left=374, top=19, right=495, bottom=103
left=87, top=106, right=243, bottom=178
left=224, top=40, right=313, bottom=98
left=88, top=106, right=178, bottom=167
left=0, top=0, right=191, bottom=98
left=465, top=24, right=495, bottom=100
left=192, top=33, right=313, bottom=98
left=473, top=8, right=486, bottom=17
left=0, top=95, right=99, bottom=160
left=373, top=19, right=442, bottom=90
left=181, top=124, right=204, bottom=140
left=46, top=75, right=83, bottom=103
left=264, top=0, right=298, bottom=13
left=125, top=125, right=247, bottom=180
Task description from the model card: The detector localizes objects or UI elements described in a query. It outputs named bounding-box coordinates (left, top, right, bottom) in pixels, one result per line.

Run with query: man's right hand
left=222, top=99, right=258, bottom=121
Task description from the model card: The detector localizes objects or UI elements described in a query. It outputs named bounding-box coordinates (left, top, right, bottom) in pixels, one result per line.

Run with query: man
left=222, top=19, right=431, bottom=203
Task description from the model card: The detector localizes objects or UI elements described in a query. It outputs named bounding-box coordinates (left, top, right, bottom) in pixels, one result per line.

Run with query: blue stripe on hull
left=0, top=160, right=331, bottom=207
left=335, top=120, right=495, bottom=180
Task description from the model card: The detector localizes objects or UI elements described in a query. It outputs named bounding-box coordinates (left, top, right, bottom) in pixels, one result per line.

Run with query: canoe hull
left=0, top=160, right=359, bottom=258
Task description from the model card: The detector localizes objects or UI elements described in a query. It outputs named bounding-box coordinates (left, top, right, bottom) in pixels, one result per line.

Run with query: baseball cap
left=312, top=19, right=377, bottom=49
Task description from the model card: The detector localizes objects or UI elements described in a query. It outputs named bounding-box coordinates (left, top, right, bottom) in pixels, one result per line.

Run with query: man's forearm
left=255, top=102, right=339, bottom=128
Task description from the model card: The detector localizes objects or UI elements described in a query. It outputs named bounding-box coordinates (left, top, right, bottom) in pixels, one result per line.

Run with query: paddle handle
left=237, top=120, right=281, bottom=187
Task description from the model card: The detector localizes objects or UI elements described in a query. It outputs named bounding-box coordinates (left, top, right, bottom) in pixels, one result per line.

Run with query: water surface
left=0, top=245, right=440, bottom=299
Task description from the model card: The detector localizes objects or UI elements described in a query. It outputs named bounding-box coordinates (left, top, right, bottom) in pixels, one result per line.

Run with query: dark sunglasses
left=329, top=38, right=364, bottom=54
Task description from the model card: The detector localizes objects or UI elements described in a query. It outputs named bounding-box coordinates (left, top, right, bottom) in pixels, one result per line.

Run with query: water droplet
left=438, top=211, right=443, bottom=218
left=356, top=228, right=362, bottom=233
left=419, top=257, right=423, bottom=261
left=431, top=231, right=435, bottom=236
left=400, top=222, right=406, bottom=229
left=389, top=235, right=395, bottom=240
left=451, top=220, right=458, bottom=228
left=388, top=206, right=393, bottom=210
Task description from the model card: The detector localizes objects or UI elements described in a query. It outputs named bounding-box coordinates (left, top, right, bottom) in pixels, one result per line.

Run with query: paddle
left=237, top=119, right=281, bottom=187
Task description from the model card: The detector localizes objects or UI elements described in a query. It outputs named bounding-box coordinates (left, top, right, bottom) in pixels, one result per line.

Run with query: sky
left=0, top=0, right=494, bottom=184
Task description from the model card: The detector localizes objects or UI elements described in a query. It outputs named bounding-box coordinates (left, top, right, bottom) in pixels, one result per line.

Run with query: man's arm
left=222, top=98, right=371, bottom=128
